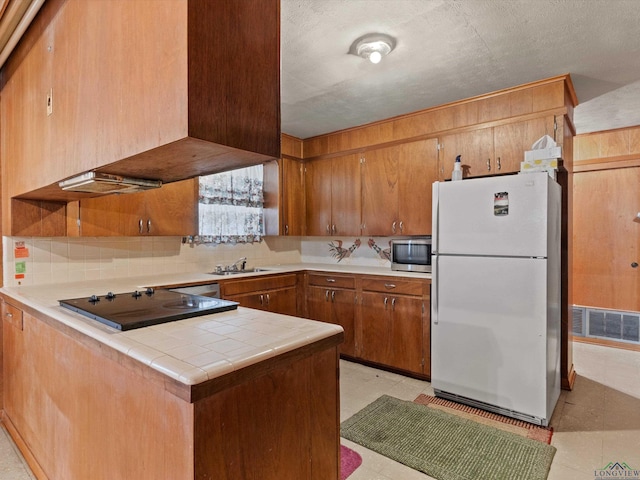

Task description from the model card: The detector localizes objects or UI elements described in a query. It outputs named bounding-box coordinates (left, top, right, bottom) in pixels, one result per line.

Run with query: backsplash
left=2, top=236, right=302, bottom=287
left=300, top=237, right=393, bottom=267
left=2, top=235, right=396, bottom=287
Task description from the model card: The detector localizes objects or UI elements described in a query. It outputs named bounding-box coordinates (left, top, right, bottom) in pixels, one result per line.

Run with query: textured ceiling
left=281, top=0, right=640, bottom=139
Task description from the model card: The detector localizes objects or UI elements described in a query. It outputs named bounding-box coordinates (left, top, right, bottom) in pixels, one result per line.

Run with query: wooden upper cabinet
left=493, top=116, right=556, bottom=173
left=78, top=179, right=198, bottom=236
left=438, top=128, right=494, bottom=180
left=362, top=139, right=438, bottom=236
left=1, top=0, right=280, bottom=235
left=305, top=154, right=361, bottom=236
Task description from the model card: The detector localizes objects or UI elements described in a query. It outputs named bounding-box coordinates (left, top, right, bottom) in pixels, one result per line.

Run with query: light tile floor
left=1, top=341, right=639, bottom=480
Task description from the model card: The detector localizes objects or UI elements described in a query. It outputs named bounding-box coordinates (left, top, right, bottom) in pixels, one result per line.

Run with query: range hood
left=58, top=172, right=162, bottom=195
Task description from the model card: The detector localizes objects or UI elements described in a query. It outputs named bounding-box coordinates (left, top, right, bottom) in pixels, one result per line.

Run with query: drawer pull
left=6, top=312, right=13, bottom=318
left=384, top=283, right=396, bottom=289
left=326, top=278, right=336, bottom=283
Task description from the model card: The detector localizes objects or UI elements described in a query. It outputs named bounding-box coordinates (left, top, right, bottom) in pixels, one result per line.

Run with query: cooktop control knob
left=132, top=291, right=142, bottom=298
left=89, top=295, right=100, bottom=303
left=145, top=287, right=154, bottom=296
left=105, top=292, right=116, bottom=300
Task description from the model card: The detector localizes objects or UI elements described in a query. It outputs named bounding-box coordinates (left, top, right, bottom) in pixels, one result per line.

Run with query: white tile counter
left=0, top=273, right=343, bottom=388
left=0, top=263, right=427, bottom=388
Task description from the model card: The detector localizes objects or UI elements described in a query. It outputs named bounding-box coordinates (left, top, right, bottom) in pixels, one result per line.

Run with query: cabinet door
left=265, top=287, right=298, bottom=316
left=389, top=295, right=424, bottom=374
left=573, top=168, right=640, bottom=311
left=438, top=128, right=494, bottom=180
left=331, top=154, right=361, bottom=236
left=281, top=158, right=306, bottom=235
left=362, top=146, right=398, bottom=235
left=306, top=286, right=333, bottom=323
left=330, top=289, right=357, bottom=357
left=359, top=292, right=391, bottom=365
left=305, top=160, right=332, bottom=235
left=398, top=139, right=439, bottom=235
left=494, top=116, right=555, bottom=174
left=143, top=179, right=198, bottom=235
left=80, top=179, right=197, bottom=236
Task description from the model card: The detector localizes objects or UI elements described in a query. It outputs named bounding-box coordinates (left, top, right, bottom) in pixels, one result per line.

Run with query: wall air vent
left=59, top=172, right=162, bottom=194
left=572, top=306, right=640, bottom=345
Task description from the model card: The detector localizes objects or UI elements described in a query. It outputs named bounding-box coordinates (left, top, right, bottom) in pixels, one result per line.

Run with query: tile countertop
left=0, top=264, right=429, bottom=388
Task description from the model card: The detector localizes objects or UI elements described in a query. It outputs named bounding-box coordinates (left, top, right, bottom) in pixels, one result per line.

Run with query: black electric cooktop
left=59, top=288, right=238, bottom=331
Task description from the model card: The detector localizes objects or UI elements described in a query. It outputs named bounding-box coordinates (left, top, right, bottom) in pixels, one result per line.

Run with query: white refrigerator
left=431, top=172, right=561, bottom=426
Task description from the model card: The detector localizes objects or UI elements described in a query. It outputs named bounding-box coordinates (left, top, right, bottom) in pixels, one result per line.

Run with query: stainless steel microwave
left=390, top=237, right=432, bottom=273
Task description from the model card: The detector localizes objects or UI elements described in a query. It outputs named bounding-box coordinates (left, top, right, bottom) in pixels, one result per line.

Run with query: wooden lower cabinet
left=2, top=301, right=340, bottom=480
left=305, top=272, right=431, bottom=378
left=221, top=273, right=299, bottom=316
left=359, top=277, right=426, bottom=375
left=306, top=274, right=356, bottom=357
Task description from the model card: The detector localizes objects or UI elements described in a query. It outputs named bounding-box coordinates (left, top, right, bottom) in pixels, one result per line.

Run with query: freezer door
left=431, top=254, right=554, bottom=420
left=433, top=173, right=559, bottom=257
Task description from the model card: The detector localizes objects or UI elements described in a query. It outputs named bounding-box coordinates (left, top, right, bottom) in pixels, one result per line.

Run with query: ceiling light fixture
left=350, top=33, right=396, bottom=64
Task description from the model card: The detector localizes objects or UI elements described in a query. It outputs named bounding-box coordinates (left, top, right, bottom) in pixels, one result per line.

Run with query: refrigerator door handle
left=432, top=182, right=439, bottom=253
left=432, top=254, right=439, bottom=325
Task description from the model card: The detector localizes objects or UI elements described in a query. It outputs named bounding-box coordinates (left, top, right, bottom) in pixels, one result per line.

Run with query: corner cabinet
left=361, top=139, right=439, bottom=236
left=73, top=179, right=198, bottom=236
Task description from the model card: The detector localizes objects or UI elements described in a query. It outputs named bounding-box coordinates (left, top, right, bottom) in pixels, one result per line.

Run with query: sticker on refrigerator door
left=494, top=192, right=509, bottom=216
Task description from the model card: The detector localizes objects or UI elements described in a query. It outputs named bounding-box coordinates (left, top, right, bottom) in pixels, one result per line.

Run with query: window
left=196, top=164, right=264, bottom=244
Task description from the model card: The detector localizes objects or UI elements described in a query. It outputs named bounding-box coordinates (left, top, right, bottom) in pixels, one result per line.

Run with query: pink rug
left=340, top=444, right=363, bottom=479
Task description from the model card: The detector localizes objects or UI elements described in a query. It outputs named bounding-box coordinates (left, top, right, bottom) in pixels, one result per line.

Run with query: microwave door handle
left=432, top=254, right=439, bottom=325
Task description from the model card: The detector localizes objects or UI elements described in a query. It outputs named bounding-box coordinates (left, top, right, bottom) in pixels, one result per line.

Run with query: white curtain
left=197, top=165, right=264, bottom=244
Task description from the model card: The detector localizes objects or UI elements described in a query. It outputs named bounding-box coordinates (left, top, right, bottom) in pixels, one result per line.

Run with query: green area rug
left=341, top=395, right=556, bottom=480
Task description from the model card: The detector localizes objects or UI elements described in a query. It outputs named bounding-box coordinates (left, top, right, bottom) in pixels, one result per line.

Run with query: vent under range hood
left=58, top=172, right=162, bottom=194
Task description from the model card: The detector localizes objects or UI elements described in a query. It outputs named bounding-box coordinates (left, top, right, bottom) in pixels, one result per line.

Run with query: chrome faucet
left=229, top=257, right=247, bottom=272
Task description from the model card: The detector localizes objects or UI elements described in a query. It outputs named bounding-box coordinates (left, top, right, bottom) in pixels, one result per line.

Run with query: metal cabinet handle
left=487, top=158, right=491, bottom=171
left=266, top=294, right=270, bottom=305
left=392, top=221, right=397, bottom=234
left=497, top=157, right=501, bottom=171
left=331, top=291, right=335, bottom=302
left=332, top=224, right=336, bottom=234
left=260, top=294, right=264, bottom=306
left=632, top=262, right=639, bottom=268
left=326, top=278, right=336, bottom=283
left=384, top=297, right=388, bottom=309
left=139, top=219, right=144, bottom=234
left=285, top=224, right=289, bottom=235
left=384, top=283, right=396, bottom=289
left=325, top=290, right=330, bottom=301
left=326, top=224, right=330, bottom=234
left=399, top=221, right=404, bottom=233
left=391, top=297, right=396, bottom=310
left=5, top=312, right=13, bottom=318
left=147, top=219, right=151, bottom=233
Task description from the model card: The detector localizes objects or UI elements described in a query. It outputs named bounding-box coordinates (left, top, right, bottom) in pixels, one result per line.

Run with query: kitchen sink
left=208, top=268, right=271, bottom=276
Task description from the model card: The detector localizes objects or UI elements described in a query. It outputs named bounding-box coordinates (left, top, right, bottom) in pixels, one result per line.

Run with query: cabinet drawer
left=361, top=277, right=425, bottom=296
left=221, top=273, right=297, bottom=296
left=307, top=273, right=355, bottom=289
left=2, top=302, right=24, bottom=330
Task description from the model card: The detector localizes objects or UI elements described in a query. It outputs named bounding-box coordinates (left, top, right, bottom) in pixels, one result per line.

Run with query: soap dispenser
left=451, top=155, right=463, bottom=181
